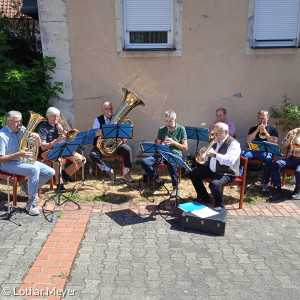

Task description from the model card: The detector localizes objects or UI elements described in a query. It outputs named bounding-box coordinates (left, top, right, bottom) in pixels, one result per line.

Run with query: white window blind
left=254, top=0, right=300, bottom=47
left=124, top=0, right=172, bottom=32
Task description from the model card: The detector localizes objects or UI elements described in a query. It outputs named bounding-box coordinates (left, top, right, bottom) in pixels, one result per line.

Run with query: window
left=123, top=0, right=173, bottom=50
left=253, top=0, right=300, bottom=48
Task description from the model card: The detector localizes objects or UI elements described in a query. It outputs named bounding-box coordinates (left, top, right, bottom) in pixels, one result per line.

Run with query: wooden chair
left=204, top=156, right=248, bottom=209
left=93, top=155, right=125, bottom=177
left=281, top=146, right=295, bottom=186
left=0, top=171, right=46, bottom=206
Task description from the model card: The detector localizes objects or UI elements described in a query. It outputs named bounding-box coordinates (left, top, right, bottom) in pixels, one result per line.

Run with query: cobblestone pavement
left=0, top=210, right=57, bottom=300
left=64, top=213, right=300, bottom=300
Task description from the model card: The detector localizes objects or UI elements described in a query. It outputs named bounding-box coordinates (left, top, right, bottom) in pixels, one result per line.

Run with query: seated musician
left=189, top=122, right=241, bottom=210
left=209, top=108, right=236, bottom=137
left=90, top=101, right=134, bottom=182
left=269, top=127, right=300, bottom=201
left=0, top=110, right=55, bottom=216
left=141, top=110, right=188, bottom=197
left=38, top=107, right=86, bottom=192
left=241, top=110, right=278, bottom=191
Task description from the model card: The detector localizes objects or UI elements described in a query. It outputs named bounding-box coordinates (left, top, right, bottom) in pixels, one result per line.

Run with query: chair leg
left=178, top=168, right=182, bottom=183
left=13, top=178, right=18, bottom=206
left=282, top=172, right=286, bottom=186
left=93, top=162, right=98, bottom=178
left=239, top=185, right=245, bottom=209
left=49, top=177, right=54, bottom=189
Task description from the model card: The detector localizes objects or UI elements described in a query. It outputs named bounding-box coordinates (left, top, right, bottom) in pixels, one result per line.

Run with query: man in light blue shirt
left=0, top=111, right=55, bottom=216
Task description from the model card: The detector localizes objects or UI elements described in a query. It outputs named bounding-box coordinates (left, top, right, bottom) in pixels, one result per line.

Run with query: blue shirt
left=0, top=125, right=25, bottom=162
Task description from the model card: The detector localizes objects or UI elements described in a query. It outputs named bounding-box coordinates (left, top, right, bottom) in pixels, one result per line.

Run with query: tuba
left=196, top=131, right=216, bottom=164
left=97, top=88, right=145, bottom=155
left=19, top=111, right=45, bottom=164
left=290, top=129, right=300, bottom=150
left=58, top=113, right=80, bottom=141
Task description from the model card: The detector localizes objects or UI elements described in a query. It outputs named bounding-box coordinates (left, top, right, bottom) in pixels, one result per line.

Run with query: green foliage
left=270, top=96, right=300, bottom=132
left=0, top=12, right=63, bottom=126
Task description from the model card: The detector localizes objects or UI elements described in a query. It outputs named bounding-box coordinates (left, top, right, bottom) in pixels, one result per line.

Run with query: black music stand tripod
left=102, top=123, right=133, bottom=185
left=140, top=142, right=171, bottom=194
left=42, top=140, right=81, bottom=221
left=160, top=150, right=192, bottom=210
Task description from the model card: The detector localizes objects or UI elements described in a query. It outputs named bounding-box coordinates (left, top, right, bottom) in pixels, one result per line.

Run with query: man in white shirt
left=189, top=122, right=241, bottom=210
left=90, top=101, right=134, bottom=182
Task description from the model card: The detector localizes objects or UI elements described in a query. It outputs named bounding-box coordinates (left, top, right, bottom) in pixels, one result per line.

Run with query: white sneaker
left=25, top=202, right=40, bottom=216
left=171, top=188, right=181, bottom=197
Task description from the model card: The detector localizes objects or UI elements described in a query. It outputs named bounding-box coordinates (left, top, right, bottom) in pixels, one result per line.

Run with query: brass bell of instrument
left=259, top=127, right=268, bottom=139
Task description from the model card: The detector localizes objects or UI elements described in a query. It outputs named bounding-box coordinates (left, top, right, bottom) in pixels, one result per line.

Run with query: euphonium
left=97, top=88, right=145, bottom=155
left=290, top=129, right=300, bottom=150
left=196, top=131, right=215, bottom=164
left=259, top=126, right=268, bottom=139
left=58, top=113, right=80, bottom=141
left=19, top=111, right=45, bottom=164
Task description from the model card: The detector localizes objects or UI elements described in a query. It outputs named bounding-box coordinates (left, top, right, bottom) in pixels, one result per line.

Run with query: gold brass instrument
left=57, top=113, right=80, bottom=141
left=195, top=131, right=216, bottom=164
left=290, top=129, right=300, bottom=150
left=259, top=125, right=268, bottom=139
left=19, top=111, right=45, bottom=164
left=97, top=88, right=145, bottom=155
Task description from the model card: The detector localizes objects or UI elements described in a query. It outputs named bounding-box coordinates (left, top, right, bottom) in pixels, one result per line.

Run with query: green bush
left=269, top=96, right=300, bottom=132
left=0, top=12, right=63, bottom=127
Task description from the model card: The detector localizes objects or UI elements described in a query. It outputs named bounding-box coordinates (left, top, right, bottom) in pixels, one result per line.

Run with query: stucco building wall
left=39, top=0, right=300, bottom=158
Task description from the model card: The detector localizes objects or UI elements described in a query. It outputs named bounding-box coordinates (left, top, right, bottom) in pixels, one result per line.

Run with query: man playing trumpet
left=241, top=110, right=278, bottom=191
left=189, top=122, right=241, bottom=210
left=38, top=107, right=86, bottom=192
left=269, top=127, right=300, bottom=201
left=0, top=111, right=55, bottom=215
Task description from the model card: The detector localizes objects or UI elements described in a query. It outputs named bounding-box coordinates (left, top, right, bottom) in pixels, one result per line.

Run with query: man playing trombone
left=189, top=122, right=241, bottom=210
left=38, top=107, right=86, bottom=192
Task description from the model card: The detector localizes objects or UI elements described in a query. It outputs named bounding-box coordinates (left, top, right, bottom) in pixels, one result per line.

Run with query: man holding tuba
left=241, top=110, right=278, bottom=191
left=38, top=107, right=86, bottom=192
left=269, top=127, right=300, bottom=201
left=189, top=122, right=241, bottom=210
left=0, top=111, right=55, bottom=216
left=90, top=101, right=134, bottom=182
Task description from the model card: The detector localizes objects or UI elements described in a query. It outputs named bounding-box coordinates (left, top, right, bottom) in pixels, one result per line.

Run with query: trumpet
left=195, top=131, right=216, bottom=164
left=259, top=126, right=268, bottom=139
left=290, top=129, right=300, bottom=150
left=57, top=113, right=80, bottom=141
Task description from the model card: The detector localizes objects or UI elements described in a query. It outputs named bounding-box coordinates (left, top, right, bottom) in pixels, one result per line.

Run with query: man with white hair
left=38, top=107, right=86, bottom=192
left=90, top=101, right=134, bottom=182
left=141, top=110, right=188, bottom=197
left=189, top=122, right=241, bottom=210
left=0, top=110, right=55, bottom=216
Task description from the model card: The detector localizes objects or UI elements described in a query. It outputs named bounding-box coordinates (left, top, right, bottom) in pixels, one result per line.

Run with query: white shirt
left=209, top=135, right=241, bottom=172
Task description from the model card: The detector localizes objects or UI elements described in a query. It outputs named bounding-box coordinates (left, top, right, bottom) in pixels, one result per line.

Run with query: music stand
left=42, top=140, right=81, bottom=221
left=71, top=129, right=102, bottom=197
left=185, top=126, right=209, bottom=156
left=140, top=142, right=171, bottom=193
left=159, top=150, right=192, bottom=210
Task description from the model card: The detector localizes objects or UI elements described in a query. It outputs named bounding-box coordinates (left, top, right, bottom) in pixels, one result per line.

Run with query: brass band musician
left=38, top=107, right=86, bottom=192
left=90, top=101, right=134, bottom=182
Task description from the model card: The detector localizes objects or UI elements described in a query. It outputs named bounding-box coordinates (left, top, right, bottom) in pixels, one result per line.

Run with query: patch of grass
left=57, top=211, right=63, bottom=218
left=59, top=273, right=68, bottom=279
left=244, top=195, right=260, bottom=205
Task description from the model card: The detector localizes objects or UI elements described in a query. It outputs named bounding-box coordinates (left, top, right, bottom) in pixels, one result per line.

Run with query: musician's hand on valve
left=19, top=149, right=33, bottom=158
left=207, top=148, right=216, bottom=158
left=164, top=137, right=174, bottom=146
left=56, top=135, right=64, bottom=143
left=30, top=132, right=39, bottom=139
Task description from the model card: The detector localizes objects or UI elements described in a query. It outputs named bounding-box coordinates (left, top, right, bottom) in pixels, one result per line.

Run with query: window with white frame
left=123, top=0, right=173, bottom=49
left=253, top=0, right=300, bottom=48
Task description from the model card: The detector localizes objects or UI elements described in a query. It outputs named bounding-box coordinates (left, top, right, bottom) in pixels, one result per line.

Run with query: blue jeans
left=141, top=154, right=180, bottom=187
left=271, top=156, right=300, bottom=190
left=240, top=150, right=273, bottom=184
left=0, top=160, right=55, bottom=198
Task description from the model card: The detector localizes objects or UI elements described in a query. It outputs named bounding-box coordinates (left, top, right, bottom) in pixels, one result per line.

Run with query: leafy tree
left=0, top=9, right=63, bottom=127
left=269, top=96, right=300, bottom=132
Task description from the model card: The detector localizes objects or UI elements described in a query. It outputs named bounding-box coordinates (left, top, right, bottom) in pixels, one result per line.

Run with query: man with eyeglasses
left=90, top=101, right=134, bottom=182
left=0, top=111, right=55, bottom=216
left=189, top=122, right=241, bottom=210
left=209, top=108, right=236, bottom=137
left=240, top=110, right=278, bottom=192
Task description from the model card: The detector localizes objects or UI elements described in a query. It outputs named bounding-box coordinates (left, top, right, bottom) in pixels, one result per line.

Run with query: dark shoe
left=142, top=173, right=149, bottom=183
left=292, top=192, right=300, bottom=200
left=57, top=184, right=66, bottom=193
left=170, top=188, right=180, bottom=197
left=124, top=172, right=135, bottom=183
left=107, top=169, right=116, bottom=181
left=213, top=206, right=224, bottom=211
left=199, top=197, right=212, bottom=205
left=62, top=170, right=71, bottom=182
left=269, top=190, right=284, bottom=202
left=154, top=179, right=165, bottom=191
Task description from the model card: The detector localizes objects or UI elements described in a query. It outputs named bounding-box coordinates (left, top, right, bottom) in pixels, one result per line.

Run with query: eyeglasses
left=216, top=114, right=225, bottom=117
left=214, top=131, right=224, bottom=136
left=103, top=108, right=113, bottom=111
left=8, top=119, right=22, bottom=123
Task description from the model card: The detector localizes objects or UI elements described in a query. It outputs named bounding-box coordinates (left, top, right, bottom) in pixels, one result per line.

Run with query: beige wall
left=65, top=0, right=300, bottom=156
